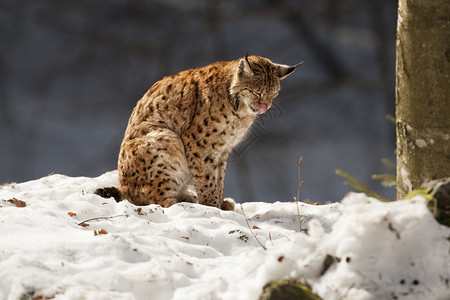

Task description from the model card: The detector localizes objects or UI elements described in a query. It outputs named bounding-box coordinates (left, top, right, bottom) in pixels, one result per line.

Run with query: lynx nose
left=256, top=103, right=268, bottom=114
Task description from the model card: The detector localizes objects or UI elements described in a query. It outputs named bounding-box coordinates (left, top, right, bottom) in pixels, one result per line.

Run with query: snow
left=0, top=171, right=449, bottom=300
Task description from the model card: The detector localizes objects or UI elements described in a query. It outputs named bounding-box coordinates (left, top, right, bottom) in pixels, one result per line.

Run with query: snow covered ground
left=0, top=171, right=449, bottom=300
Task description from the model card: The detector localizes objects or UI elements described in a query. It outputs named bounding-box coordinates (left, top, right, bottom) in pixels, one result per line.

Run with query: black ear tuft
left=238, top=54, right=254, bottom=77
left=245, top=53, right=253, bottom=72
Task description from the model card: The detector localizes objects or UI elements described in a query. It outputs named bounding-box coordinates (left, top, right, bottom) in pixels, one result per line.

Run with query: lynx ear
left=277, top=61, right=303, bottom=80
left=238, top=54, right=254, bottom=77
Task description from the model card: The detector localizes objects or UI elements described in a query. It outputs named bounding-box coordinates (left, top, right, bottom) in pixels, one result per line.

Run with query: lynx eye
left=251, top=91, right=262, bottom=98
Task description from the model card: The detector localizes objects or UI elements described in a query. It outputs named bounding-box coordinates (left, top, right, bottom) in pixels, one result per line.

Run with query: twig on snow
left=240, top=204, right=267, bottom=250
left=77, top=214, right=127, bottom=226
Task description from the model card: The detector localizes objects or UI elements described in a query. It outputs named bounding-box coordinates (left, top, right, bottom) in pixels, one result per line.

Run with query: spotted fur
left=96, top=55, right=301, bottom=210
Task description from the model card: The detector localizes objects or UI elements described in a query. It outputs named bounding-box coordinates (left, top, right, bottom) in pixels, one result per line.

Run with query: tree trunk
left=395, top=0, right=450, bottom=199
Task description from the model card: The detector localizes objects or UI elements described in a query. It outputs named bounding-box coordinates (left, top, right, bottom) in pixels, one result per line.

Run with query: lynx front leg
left=185, top=150, right=234, bottom=210
left=216, top=159, right=235, bottom=211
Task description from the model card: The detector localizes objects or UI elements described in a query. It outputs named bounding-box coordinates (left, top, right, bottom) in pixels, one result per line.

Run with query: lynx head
left=229, top=55, right=302, bottom=115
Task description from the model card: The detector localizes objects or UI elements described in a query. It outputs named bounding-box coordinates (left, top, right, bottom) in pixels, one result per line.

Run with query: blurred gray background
left=0, top=0, right=397, bottom=203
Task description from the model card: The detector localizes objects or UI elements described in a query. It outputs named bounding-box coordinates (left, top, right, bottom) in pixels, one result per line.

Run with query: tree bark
left=396, top=0, right=450, bottom=199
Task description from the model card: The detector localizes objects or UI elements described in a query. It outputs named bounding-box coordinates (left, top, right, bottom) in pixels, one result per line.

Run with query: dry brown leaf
left=94, top=229, right=108, bottom=236
left=7, top=198, right=26, bottom=207
left=78, top=222, right=89, bottom=227
left=68, top=212, right=77, bottom=217
left=252, top=225, right=261, bottom=230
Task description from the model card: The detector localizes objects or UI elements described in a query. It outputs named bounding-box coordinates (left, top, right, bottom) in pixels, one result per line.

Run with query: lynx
left=96, top=55, right=301, bottom=210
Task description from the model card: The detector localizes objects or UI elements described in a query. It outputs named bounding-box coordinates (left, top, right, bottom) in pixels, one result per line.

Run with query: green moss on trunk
left=259, top=279, right=322, bottom=300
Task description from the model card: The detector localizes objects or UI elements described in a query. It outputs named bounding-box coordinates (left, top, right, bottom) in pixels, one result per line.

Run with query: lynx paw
left=221, top=197, right=236, bottom=211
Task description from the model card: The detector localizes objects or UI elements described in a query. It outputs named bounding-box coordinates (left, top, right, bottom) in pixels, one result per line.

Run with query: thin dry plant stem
left=295, top=157, right=306, bottom=232
left=269, top=233, right=274, bottom=247
left=240, top=204, right=267, bottom=250
left=77, top=214, right=127, bottom=226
